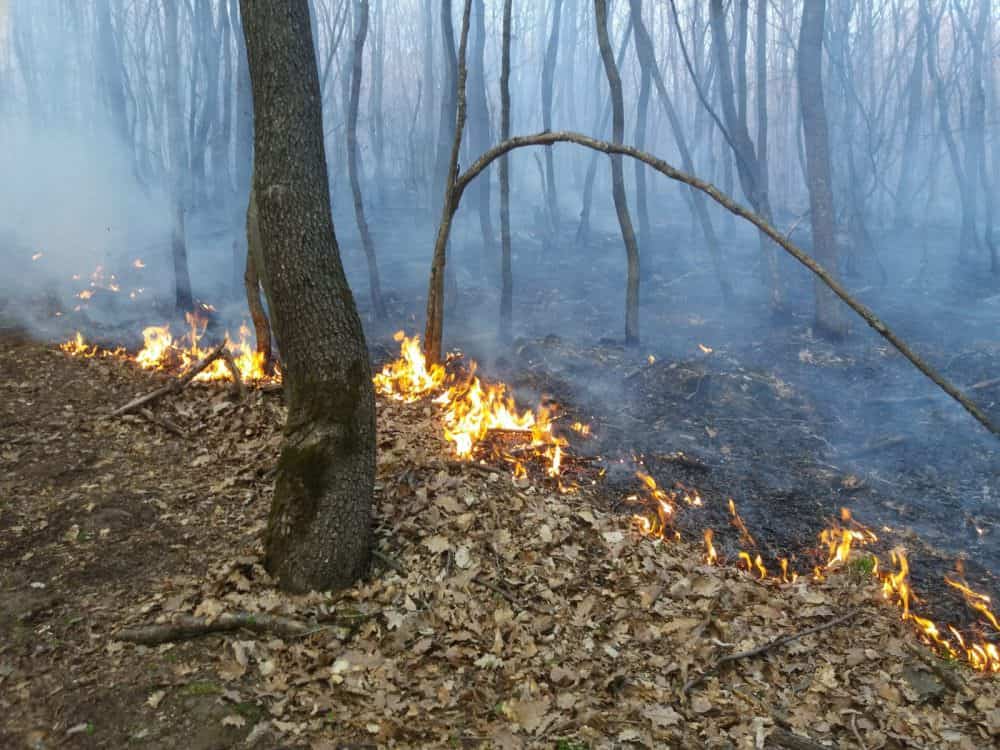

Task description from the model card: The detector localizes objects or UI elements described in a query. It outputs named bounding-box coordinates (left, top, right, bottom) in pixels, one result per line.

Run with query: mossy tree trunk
left=239, top=0, right=376, bottom=593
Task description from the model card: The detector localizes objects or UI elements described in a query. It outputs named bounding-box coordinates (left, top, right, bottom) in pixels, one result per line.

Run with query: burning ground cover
left=1, top=327, right=996, bottom=748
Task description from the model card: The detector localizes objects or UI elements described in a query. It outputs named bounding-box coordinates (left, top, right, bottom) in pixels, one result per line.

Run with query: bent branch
left=448, top=131, right=998, bottom=437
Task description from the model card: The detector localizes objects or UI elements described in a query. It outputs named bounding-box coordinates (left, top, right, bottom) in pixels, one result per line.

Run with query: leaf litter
left=0, top=336, right=998, bottom=748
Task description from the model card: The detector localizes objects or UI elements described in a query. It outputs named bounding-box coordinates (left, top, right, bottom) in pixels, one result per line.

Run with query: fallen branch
left=110, top=342, right=227, bottom=417
left=138, top=408, right=186, bottom=439
left=765, top=728, right=835, bottom=750
left=449, top=131, right=999, bottom=438
left=682, top=609, right=860, bottom=694
left=115, top=611, right=312, bottom=645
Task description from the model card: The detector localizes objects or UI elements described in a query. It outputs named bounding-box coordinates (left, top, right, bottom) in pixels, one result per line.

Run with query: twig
left=138, top=408, right=186, bottom=439
left=110, top=342, right=227, bottom=417
left=970, top=376, right=1000, bottom=391
left=114, top=611, right=312, bottom=645
left=683, top=609, right=860, bottom=694
left=850, top=714, right=868, bottom=750
left=372, top=549, right=407, bottom=576
left=764, top=728, right=834, bottom=750
left=472, top=575, right=549, bottom=614
left=219, top=347, right=246, bottom=399
left=903, top=641, right=967, bottom=694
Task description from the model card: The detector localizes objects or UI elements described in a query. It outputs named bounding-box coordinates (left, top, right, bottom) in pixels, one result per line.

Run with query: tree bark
left=595, top=0, right=641, bottom=346
left=468, top=0, right=496, bottom=270
left=629, top=0, right=731, bottom=301
left=541, top=0, right=564, bottom=235
left=424, top=0, right=473, bottom=366
left=245, top=185, right=274, bottom=369
left=499, top=0, right=513, bottom=343
left=239, top=0, right=376, bottom=593
left=164, top=0, right=193, bottom=314
left=797, top=0, right=845, bottom=338
left=347, top=0, right=387, bottom=320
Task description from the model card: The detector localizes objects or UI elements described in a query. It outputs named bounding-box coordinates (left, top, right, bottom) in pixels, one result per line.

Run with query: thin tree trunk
left=632, top=0, right=652, bottom=258
left=542, top=0, right=564, bottom=235
left=595, top=0, right=641, bottom=345
left=895, top=12, right=925, bottom=229
left=347, top=0, right=387, bottom=320
left=499, top=0, right=514, bottom=342
left=424, top=0, right=473, bottom=365
left=245, top=184, right=274, bottom=369
left=239, top=0, right=376, bottom=593
left=164, top=0, right=193, bottom=314
left=798, top=0, right=845, bottom=338
left=629, top=0, right=731, bottom=301
left=468, top=0, right=496, bottom=270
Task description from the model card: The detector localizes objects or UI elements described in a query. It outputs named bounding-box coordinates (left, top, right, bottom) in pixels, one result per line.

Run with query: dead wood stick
left=970, top=376, right=1000, bottom=391
left=138, top=408, right=186, bottom=439
left=764, top=728, right=836, bottom=750
left=115, top=611, right=312, bottom=645
left=110, top=342, right=227, bottom=417
left=682, top=609, right=860, bottom=694
left=219, top=347, right=246, bottom=399
left=452, top=132, right=999, bottom=438
left=903, top=641, right=967, bottom=694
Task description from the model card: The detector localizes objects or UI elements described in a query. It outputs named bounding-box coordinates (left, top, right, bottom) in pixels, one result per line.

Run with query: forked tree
left=239, top=0, right=376, bottom=593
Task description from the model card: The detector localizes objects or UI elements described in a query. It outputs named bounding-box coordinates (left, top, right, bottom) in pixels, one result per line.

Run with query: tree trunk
left=164, top=0, right=193, bottom=314
left=632, top=0, right=652, bottom=258
left=595, top=0, right=640, bottom=345
left=895, top=13, right=925, bottom=229
left=797, top=0, right=845, bottom=339
left=629, top=0, right=731, bottom=301
left=245, top=185, right=274, bottom=369
left=707, top=0, right=782, bottom=309
left=542, top=0, right=564, bottom=235
left=468, top=0, right=496, bottom=270
left=239, top=0, right=376, bottom=593
left=347, top=0, right=387, bottom=320
left=499, top=0, right=514, bottom=342
left=424, top=0, right=474, bottom=365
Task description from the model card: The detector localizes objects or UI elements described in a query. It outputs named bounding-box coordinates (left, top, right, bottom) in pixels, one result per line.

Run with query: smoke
left=0, top=117, right=172, bottom=331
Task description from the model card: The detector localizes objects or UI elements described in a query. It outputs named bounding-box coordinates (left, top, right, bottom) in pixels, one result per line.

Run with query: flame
left=571, top=421, right=592, bottom=436
left=133, top=258, right=146, bottom=269
left=60, top=332, right=97, bottom=357
left=728, top=499, right=755, bottom=548
left=31, top=252, right=43, bottom=261
left=61, top=313, right=276, bottom=385
left=374, top=332, right=447, bottom=402
left=703, top=529, right=718, bottom=565
left=698, top=344, right=713, bottom=354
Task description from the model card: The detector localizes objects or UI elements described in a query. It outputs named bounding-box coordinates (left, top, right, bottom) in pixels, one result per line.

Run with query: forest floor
left=2, top=331, right=1000, bottom=749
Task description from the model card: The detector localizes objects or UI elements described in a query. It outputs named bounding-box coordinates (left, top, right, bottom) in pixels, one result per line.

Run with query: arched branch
left=445, top=130, right=997, bottom=437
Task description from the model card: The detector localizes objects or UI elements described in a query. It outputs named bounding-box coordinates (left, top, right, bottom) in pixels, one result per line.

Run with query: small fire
left=60, top=332, right=97, bottom=357
left=31, top=252, right=43, bottom=262
left=703, top=529, right=718, bottom=565
left=133, top=259, right=145, bottom=269
left=698, top=344, right=713, bottom=354
left=61, top=314, right=276, bottom=384
left=374, top=332, right=446, bottom=402
left=374, top=332, right=574, bottom=481
left=571, top=421, right=592, bottom=436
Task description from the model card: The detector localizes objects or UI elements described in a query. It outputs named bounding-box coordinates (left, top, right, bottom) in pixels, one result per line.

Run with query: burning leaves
left=375, top=332, right=585, bottom=485
left=61, top=315, right=277, bottom=385
left=629, top=471, right=1000, bottom=672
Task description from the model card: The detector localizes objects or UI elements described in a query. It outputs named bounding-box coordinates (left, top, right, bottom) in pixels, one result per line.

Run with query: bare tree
left=798, top=0, right=845, bottom=338
left=347, top=0, right=387, bottom=320
left=164, top=0, right=193, bottom=314
left=467, top=0, right=496, bottom=267
left=499, top=0, right=514, bottom=342
left=541, top=0, right=564, bottom=235
left=239, top=0, right=376, bottom=592
left=595, top=0, right=641, bottom=345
